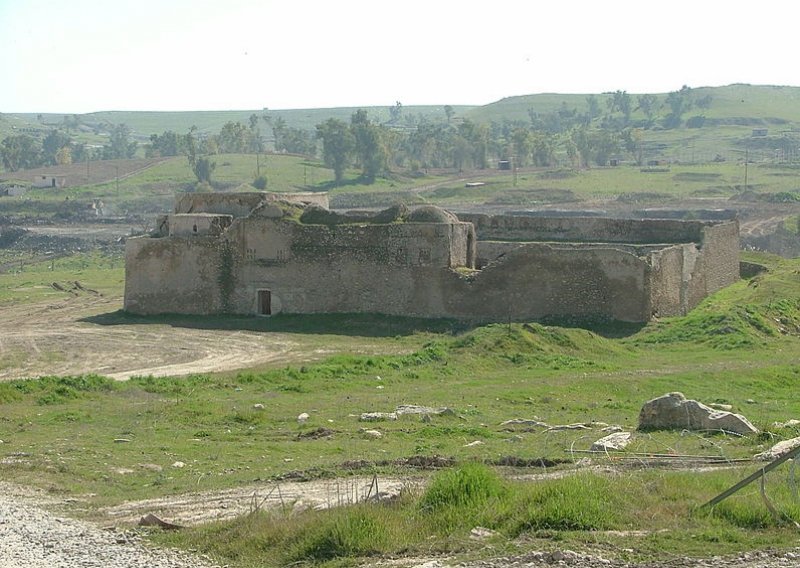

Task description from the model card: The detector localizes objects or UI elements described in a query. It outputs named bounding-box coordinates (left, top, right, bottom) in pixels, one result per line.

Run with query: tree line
left=0, top=124, right=137, bottom=172
left=2, top=86, right=711, bottom=184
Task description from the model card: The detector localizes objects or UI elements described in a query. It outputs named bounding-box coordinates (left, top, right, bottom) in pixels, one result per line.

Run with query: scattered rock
left=253, top=403, right=265, bottom=410
left=591, top=431, right=632, bottom=452
left=463, top=440, right=484, bottom=447
left=297, top=412, right=310, bottom=423
left=708, top=403, right=733, bottom=411
left=601, top=425, right=624, bottom=433
left=773, top=419, right=800, bottom=429
left=500, top=418, right=549, bottom=428
left=421, top=414, right=432, bottom=423
left=545, top=423, right=591, bottom=432
left=297, top=427, right=334, bottom=439
left=138, top=463, right=163, bottom=472
left=755, top=436, right=800, bottom=461
left=359, top=412, right=397, bottom=422
left=113, top=438, right=132, bottom=443
left=396, top=405, right=455, bottom=416
left=171, top=461, right=186, bottom=468
left=138, top=513, right=183, bottom=531
left=638, top=392, right=758, bottom=435
left=362, top=429, right=383, bottom=439
left=470, top=526, right=499, bottom=540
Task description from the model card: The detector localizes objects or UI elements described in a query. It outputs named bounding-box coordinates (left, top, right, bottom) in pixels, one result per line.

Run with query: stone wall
left=174, top=191, right=329, bottom=217
left=124, top=236, right=231, bottom=315
left=124, top=203, right=741, bottom=323
left=460, top=214, right=710, bottom=244
left=168, top=214, right=232, bottom=237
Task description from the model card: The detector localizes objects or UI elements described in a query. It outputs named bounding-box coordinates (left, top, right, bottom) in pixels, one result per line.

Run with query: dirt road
left=0, top=294, right=300, bottom=382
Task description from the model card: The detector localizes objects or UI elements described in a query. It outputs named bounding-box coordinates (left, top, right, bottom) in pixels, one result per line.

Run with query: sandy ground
left=0, top=293, right=301, bottom=381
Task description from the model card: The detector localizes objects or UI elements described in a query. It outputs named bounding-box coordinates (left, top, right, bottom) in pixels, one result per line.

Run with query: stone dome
left=407, top=205, right=459, bottom=223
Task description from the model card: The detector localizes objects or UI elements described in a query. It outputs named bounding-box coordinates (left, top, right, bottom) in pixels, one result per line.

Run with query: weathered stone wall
left=648, top=245, right=692, bottom=317
left=174, top=192, right=328, bottom=217
left=460, top=214, right=710, bottom=244
left=124, top=202, right=740, bottom=323
left=228, top=243, right=649, bottom=322
left=168, top=214, right=232, bottom=237
left=241, top=218, right=472, bottom=268
left=124, top=236, right=234, bottom=315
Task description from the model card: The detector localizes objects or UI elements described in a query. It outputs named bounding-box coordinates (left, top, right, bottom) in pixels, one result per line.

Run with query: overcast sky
left=2, top=0, right=797, bottom=113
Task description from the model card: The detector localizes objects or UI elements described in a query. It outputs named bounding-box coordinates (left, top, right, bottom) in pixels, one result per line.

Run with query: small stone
left=469, top=526, right=498, bottom=540
left=172, top=461, right=185, bottom=468
left=138, top=463, right=163, bottom=472
left=359, top=412, right=397, bottom=422
left=376, top=385, right=384, bottom=389
left=113, top=438, right=132, bottom=443
left=362, top=430, right=383, bottom=439
left=297, top=412, right=310, bottom=423
left=463, top=440, right=484, bottom=447
left=253, top=403, right=265, bottom=410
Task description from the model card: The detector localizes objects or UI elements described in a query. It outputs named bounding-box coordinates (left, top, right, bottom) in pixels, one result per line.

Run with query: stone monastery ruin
left=124, top=192, right=740, bottom=322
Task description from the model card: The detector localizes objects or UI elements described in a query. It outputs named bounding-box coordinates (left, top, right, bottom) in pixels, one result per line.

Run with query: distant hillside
left=5, top=105, right=476, bottom=139
left=468, top=84, right=800, bottom=126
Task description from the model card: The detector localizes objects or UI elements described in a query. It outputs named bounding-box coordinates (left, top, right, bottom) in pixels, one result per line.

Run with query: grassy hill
left=468, top=84, right=800, bottom=126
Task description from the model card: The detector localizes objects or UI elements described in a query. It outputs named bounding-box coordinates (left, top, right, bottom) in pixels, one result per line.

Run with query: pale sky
left=1, top=0, right=797, bottom=113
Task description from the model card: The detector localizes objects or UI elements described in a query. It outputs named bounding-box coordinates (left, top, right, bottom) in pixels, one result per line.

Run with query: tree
left=389, top=101, right=403, bottom=123
left=42, top=129, right=72, bottom=165
left=147, top=130, right=187, bottom=157
left=585, top=95, right=601, bottom=121
left=663, top=86, right=693, bottom=129
left=444, top=105, right=455, bottom=122
left=192, top=156, right=215, bottom=184
left=511, top=127, right=533, bottom=167
left=103, top=124, right=137, bottom=159
left=351, top=110, right=387, bottom=183
left=217, top=121, right=251, bottom=153
left=0, top=134, right=42, bottom=171
left=607, top=90, right=632, bottom=125
left=636, top=94, right=659, bottom=127
left=316, top=118, right=354, bottom=184
left=55, top=146, right=72, bottom=165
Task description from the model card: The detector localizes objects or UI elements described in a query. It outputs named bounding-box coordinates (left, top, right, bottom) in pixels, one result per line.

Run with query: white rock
left=297, top=412, right=310, bottom=423
left=253, top=403, right=265, bottom=410
left=463, top=440, right=484, bottom=447
left=469, top=526, right=498, bottom=539
left=773, top=419, right=800, bottom=429
left=359, top=412, right=397, bottom=422
left=172, top=461, right=186, bottom=468
left=362, top=430, right=383, bottom=439
left=638, top=392, right=758, bottom=435
left=755, top=436, right=800, bottom=461
left=591, top=432, right=632, bottom=452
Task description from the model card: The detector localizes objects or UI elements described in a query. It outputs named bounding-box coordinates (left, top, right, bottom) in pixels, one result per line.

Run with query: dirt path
left=99, top=476, right=413, bottom=526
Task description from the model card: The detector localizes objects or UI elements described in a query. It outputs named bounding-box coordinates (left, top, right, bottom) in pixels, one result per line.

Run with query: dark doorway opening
left=257, top=290, right=272, bottom=315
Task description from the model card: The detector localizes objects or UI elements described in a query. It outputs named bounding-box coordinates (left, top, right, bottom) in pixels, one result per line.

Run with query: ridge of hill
left=5, top=84, right=800, bottom=140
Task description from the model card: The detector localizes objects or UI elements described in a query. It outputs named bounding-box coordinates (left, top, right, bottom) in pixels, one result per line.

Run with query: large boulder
left=638, top=392, right=758, bottom=435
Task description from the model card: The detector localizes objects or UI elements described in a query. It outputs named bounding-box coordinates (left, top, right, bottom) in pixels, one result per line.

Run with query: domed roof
left=407, top=206, right=459, bottom=223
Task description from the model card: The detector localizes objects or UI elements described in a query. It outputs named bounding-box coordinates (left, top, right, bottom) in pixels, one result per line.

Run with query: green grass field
left=1, top=252, right=800, bottom=565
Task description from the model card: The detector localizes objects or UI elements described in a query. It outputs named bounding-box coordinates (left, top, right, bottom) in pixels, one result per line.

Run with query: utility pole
left=115, top=164, right=119, bottom=197
left=744, top=149, right=749, bottom=191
